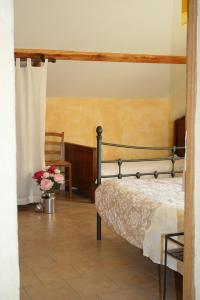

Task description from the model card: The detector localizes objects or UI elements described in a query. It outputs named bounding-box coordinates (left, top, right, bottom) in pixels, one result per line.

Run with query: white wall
left=14, top=0, right=173, bottom=53
left=195, top=1, right=200, bottom=298
left=0, top=1, right=19, bottom=299
left=15, top=0, right=178, bottom=99
left=170, top=0, right=187, bottom=121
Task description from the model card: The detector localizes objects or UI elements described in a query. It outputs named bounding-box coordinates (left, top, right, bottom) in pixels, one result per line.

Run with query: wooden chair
left=45, top=132, right=72, bottom=198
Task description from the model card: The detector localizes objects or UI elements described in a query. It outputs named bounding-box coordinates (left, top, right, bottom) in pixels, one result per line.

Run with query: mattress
left=95, top=177, right=184, bottom=273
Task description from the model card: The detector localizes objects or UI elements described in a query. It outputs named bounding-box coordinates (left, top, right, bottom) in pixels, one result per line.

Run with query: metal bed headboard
left=96, top=126, right=185, bottom=186
left=96, top=126, right=185, bottom=241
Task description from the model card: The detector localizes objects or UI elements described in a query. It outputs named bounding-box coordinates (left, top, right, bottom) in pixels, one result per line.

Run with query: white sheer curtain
left=15, top=58, right=48, bottom=205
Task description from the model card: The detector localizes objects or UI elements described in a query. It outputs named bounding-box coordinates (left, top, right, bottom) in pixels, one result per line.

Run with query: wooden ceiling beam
left=15, top=48, right=186, bottom=64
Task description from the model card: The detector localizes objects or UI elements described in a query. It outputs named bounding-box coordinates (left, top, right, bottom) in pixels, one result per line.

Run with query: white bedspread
left=95, top=177, right=184, bottom=273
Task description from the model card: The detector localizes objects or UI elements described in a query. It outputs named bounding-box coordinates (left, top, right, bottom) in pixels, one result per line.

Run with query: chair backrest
left=45, top=132, right=64, bottom=162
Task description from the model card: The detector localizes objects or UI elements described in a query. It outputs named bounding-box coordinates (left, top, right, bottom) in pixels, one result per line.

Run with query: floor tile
left=36, top=264, right=81, bottom=282
left=20, top=269, right=41, bottom=287
left=20, top=289, right=31, bottom=300
left=18, top=192, right=181, bottom=300
left=25, top=283, right=81, bottom=300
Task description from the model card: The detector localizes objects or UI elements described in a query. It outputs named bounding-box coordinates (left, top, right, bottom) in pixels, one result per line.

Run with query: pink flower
left=54, top=169, right=60, bottom=174
left=54, top=173, right=64, bottom=184
left=33, top=170, right=44, bottom=180
left=42, top=172, right=50, bottom=178
left=48, top=166, right=56, bottom=173
left=40, top=179, right=53, bottom=191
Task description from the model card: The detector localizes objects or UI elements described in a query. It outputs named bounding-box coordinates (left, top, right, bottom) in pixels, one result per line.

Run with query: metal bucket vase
left=42, top=192, right=55, bottom=214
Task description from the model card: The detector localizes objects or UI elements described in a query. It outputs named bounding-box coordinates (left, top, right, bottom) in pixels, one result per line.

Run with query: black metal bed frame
left=163, top=232, right=184, bottom=300
left=96, top=126, right=185, bottom=241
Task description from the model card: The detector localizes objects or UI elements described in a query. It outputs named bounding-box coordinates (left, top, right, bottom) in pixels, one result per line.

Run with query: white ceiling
left=14, top=0, right=186, bottom=99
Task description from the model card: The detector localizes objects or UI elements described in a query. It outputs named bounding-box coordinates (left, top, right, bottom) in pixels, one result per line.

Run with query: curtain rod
left=15, top=54, right=56, bottom=64
left=15, top=48, right=186, bottom=64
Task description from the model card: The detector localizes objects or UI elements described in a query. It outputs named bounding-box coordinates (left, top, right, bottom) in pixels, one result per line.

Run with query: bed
left=95, top=125, right=185, bottom=273
left=65, top=116, right=185, bottom=203
left=96, top=177, right=184, bottom=272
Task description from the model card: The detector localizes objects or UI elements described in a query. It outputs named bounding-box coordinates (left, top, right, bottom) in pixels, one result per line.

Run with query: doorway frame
left=184, top=0, right=197, bottom=299
left=13, top=0, right=197, bottom=298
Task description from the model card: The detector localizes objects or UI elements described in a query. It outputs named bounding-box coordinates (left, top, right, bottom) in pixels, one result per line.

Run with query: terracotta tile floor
left=18, top=191, right=181, bottom=300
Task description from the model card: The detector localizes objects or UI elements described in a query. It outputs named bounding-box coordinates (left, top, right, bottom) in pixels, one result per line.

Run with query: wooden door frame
left=184, top=0, right=197, bottom=299
left=13, top=0, right=197, bottom=298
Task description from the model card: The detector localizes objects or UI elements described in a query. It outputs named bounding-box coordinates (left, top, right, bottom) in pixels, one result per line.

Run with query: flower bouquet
left=33, top=165, right=65, bottom=193
left=33, top=166, right=65, bottom=213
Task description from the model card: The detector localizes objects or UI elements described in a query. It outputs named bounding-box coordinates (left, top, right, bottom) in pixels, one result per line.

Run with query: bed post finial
left=96, top=126, right=102, bottom=137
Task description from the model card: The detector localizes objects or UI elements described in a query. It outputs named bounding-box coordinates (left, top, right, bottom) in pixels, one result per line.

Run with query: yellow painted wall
left=46, top=98, right=171, bottom=159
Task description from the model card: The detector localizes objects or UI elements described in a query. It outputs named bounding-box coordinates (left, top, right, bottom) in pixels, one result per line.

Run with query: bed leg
left=97, top=213, right=101, bottom=240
